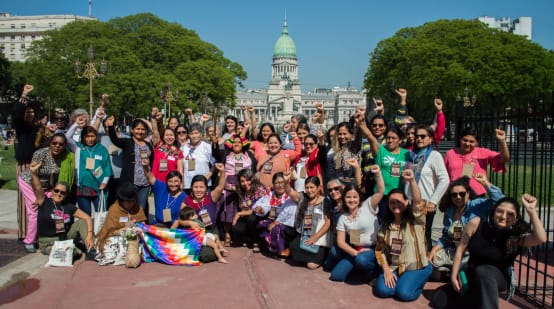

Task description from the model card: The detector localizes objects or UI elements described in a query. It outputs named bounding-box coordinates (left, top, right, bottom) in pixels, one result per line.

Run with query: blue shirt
left=152, top=180, right=187, bottom=225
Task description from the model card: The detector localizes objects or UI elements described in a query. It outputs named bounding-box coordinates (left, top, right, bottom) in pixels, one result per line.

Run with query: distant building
left=232, top=18, right=365, bottom=127
left=0, top=12, right=96, bottom=61
left=477, top=16, right=532, bottom=40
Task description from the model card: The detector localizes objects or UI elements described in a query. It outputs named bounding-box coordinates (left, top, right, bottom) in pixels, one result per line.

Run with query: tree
left=0, top=52, right=10, bottom=95
left=364, top=19, right=554, bottom=121
left=15, top=13, right=246, bottom=118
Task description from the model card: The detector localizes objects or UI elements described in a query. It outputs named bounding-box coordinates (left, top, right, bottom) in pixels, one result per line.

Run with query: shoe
left=24, top=244, right=36, bottom=253
left=224, top=235, right=231, bottom=247
left=252, top=243, right=260, bottom=253
left=278, top=248, right=290, bottom=258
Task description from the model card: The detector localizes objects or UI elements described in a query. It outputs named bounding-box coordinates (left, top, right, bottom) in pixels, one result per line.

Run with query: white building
left=477, top=16, right=532, bottom=40
left=232, top=19, right=365, bottom=128
left=0, top=12, right=96, bottom=61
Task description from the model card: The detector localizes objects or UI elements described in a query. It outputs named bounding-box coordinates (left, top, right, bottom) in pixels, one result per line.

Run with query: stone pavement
left=0, top=190, right=528, bottom=308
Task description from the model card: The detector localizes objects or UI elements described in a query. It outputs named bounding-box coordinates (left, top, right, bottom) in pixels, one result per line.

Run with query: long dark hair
left=236, top=169, right=263, bottom=200
left=340, top=184, right=362, bottom=214
left=438, top=176, right=477, bottom=212
left=457, top=127, right=479, bottom=148
left=382, top=188, right=414, bottom=229
left=413, top=124, right=435, bottom=152
left=80, top=126, right=98, bottom=145
left=487, top=197, right=530, bottom=236
left=256, top=123, right=276, bottom=142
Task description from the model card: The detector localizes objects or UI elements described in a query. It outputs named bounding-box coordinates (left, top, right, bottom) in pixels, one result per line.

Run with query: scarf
left=137, top=222, right=203, bottom=266
left=411, top=146, right=433, bottom=182
left=58, top=150, right=75, bottom=188
left=96, top=201, right=147, bottom=251
left=306, top=147, right=321, bottom=176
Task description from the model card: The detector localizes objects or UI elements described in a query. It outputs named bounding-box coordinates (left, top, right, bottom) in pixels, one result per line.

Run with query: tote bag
left=93, top=191, right=107, bottom=236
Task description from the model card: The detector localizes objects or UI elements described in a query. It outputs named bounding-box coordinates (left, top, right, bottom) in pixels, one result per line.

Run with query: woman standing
left=150, top=111, right=184, bottom=182
left=65, top=120, right=113, bottom=216
left=444, top=127, right=509, bottom=196
left=373, top=169, right=433, bottom=301
left=250, top=122, right=276, bottom=162
left=326, top=122, right=362, bottom=186
left=329, top=165, right=384, bottom=281
left=291, top=134, right=324, bottom=192
left=18, top=133, right=75, bottom=252
left=105, top=116, right=153, bottom=213
left=231, top=169, right=268, bottom=252
left=181, top=123, right=215, bottom=191
left=256, top=134, right=301, bottom=189
left=175, top=125, right=188, bottom=148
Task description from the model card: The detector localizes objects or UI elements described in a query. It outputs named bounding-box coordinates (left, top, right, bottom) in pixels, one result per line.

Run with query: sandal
left=252, top=243, right=260, bottom=253
left=224, top=235, right=232, bottom=247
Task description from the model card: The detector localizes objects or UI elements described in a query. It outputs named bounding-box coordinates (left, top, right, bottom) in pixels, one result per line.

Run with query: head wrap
left=224, top=133, right=249, bottom=150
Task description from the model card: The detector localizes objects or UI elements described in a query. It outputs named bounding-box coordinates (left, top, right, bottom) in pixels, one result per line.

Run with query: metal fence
left=460, top=95, right=553, bottom=308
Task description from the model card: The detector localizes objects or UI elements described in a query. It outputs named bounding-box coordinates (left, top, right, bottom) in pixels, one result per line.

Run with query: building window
left=10, top=43, right=15, bottom=49
left=10, top=36, right=15, bottom=41
left=9, top=53, right=15, bottom=59
left=21, top=24, right=26, bottom=29
left=20, top=35, right=25, bottom=41
left=10, top=24, right=15, bottom=29
left=31, top=35, right=36, bottom=40
left=20, top=44, right=25, bottom=49
left=0, top=44, right=4, bottom=50
left=48, top=23, right=53, bottom=28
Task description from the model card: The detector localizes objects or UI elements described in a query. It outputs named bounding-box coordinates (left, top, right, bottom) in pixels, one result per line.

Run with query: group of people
left=12, top=84, right=546, bottom=307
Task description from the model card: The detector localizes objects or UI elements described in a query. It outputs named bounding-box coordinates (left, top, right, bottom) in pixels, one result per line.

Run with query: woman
left=250, top=122, right=276, bottom=162
left=328, top=165, right=384, bottom=281
left=231, top=169, right=268, bottom=252
left=29, top=162, right=93, bottom=255
left=255, top=173, right=298, bottom=257
left=175, top=124, right=188, bottom=147
left=322, top=178, right=346, bottom=270
left=408, top=125, right=449, bottom=251
left=257, top=133, right=301, bottom=189
left=214, top=133, right=256, bottom=246
left=281, top=122, right=310, bottom=150
left=432, top=194, right=547, bottom=309
left=401, top=125, right=416, bottom=151
left=373, top=169, right=433, bottom=301
left=178, top=163, right=225, bottom=262
left=291, top=134, right=324, bottom=192
left=18, top=133, right=75, bottom=252
left=428, top=174, right=504, bottom=271
left=67, top=108, right=90, bottom=143
left=167, top=116, right=180, bottom=131
left=65, top=119, right=113, bottom=216
left=181, top=123, right=215, bottom=191
left=326, top=122, right=361, bottom=186
left=444, top=127, right=509, bottom=196
left=222, top=115, right=238, bottom=139
left=285, top=175, right=332, bottom=269
left=106, top=116, right=154, bottom=213
left=142, top=158, right=186, bottom=227
left=359, top=114, right=388, bottom=197
left=96, top=182, right=147, bottom=252
left=150, top=111, right=184, bottom=182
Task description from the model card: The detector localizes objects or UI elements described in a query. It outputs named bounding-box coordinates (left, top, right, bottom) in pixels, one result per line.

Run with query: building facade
left=477, top=16, right=532, bottom=40
left=0, top=12, right=96, bottom=61
left=232, top=19, right=365, bottom=128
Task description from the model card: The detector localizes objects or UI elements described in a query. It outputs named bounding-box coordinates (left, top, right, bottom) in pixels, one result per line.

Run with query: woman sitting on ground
left=30, top=162, right=93, bottom=255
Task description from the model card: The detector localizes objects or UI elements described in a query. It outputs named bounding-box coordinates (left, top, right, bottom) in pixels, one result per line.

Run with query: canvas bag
left=92, top=191, right=107, bottom=236
left=46, top=239, right=75, bottom=267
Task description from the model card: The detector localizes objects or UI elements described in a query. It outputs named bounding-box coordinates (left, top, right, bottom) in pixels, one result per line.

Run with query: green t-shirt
left=374, top=144, right=409, bottom=194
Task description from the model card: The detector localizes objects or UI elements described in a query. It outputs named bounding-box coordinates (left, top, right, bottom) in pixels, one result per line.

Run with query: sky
left=2, top=0, right=554, bottom=91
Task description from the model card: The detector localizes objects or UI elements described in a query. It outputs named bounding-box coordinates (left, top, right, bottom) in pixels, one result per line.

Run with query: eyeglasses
left=372, top=123, right=385, bottom=128
left=328, top=187, right=341, bottom=192
left=53, top=188, right=67, bottom=196
left=415, top=134, right=429, bottom=140
left=450, top=191, right=467, bottom=198
left=273, top=181, right=286, bottom=186
left=304, top=142, right=315, bottom=147
left=177, top=131, right=188, bottom=135
left=51, top=142, right=65, bottom=147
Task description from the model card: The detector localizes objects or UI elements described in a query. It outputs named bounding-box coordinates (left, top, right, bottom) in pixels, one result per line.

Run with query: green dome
left=273, top=19, right=296, bottom=58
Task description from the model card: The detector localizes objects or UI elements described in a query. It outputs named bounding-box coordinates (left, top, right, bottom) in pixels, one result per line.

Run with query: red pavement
left=0, top=247, right=525, bottom=309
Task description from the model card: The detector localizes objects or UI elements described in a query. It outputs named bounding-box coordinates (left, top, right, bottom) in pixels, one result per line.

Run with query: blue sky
left=2, top=0, right=554, bottom=91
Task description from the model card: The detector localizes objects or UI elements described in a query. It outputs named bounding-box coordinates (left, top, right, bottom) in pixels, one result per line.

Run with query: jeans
left=373, top=263, right=433, bottom=301
left=77, top=196, right=100, bottom=216
left=323, top=244, right=344, bottom=271
left=330, top=247, right=377, bottom=282
left=135, top=185, right=150, bottom=220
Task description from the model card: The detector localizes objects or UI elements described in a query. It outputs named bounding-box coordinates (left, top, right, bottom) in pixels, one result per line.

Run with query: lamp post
left=455, top=86, right=477, bottom=140
left=75, top=47, right=107, bottom=117
left=160, top=82, right=179, bottom=125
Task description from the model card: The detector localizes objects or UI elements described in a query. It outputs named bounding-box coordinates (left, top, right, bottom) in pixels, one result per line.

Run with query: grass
left=0, top=145, right=18, bottom=190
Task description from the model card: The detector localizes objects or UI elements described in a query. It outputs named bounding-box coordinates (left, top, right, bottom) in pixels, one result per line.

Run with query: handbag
left=46, top=239, right=75, bottom=267
left=299, top=223, right=320, bottom=254
left=92, top=191, right=107, bottom=236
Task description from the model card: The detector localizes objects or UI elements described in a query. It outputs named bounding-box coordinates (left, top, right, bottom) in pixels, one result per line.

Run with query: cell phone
left=459, top=270, right=469, bottom=295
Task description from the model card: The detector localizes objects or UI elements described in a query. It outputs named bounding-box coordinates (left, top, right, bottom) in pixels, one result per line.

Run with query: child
left=172, top=207, right=229, bottom=264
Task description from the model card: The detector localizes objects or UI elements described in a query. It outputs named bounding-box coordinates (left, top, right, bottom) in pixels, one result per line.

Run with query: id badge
left=163, top=208, right=172, bottom=223
left=263, top=162, right=273, bottom=174
left=235, top=162, right=243, bottom=174
left=188, top=158, right=196, bottom=171
left=300, top=166, right=307, bottom=178
left=167, top=155, right=175, bottom=161
left=391, top=238, right=402, bottom=256
left=303, top=214, right=313, bottom=230
left=86, top=157, right=95, bottom=170
left=453, top=226, right=463, bottom=242
left=199, top=209, right=212, bottom=227
left=140, top=150, right=149, bottom=160
left=159, top=159, right=168, bottom=172
left=268, top=207, right=277, bottom=220
left=119, top=216, right=129, bottom=223
left=390, top=163, right=401, bottom=177
left=349, top=229, right=361, bottom=246
left=55, top=218, right=65, bottom=234
left=462, top=163, right=474, bottom=177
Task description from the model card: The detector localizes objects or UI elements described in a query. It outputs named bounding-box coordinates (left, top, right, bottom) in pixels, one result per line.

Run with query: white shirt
left=336, top=196, right=379, bottom=246
left=181, top=141, right=215, bottom=189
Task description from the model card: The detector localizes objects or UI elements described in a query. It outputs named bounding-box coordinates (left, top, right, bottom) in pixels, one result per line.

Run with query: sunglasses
left=450, top=191, right=467, bottom=198
left=415, top=134, right=429, bottom=140
left=177, top=131, right=188, bottom=135
left=328, top=187, right=341, bottom=192
left=372, top=123, right=385, bottom=128
left=53, top=188, right=67, bottom=196
left=54, top=117, right=66, bottom=121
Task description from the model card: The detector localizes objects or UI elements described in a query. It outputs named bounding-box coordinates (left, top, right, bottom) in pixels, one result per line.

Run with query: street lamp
left=75, top=46, right=107, bottom=117
left=160, top=82, right=179, bottom=125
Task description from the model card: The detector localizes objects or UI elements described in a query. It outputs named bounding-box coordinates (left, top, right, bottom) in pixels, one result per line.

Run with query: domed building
left=233, top=18, right=364, bottom=127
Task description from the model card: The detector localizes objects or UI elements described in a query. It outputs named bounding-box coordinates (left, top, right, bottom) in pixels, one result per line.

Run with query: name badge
left=268, top=207, right=277, bottom=220
left=159, top=159, right=168, bottom=172
left=167, top=155, right=175, bottom=161
left=300, top=166, right=307, bottom=178
left=95, top=155, right=103, bottom=160
left=235, top=162, right=243, bottom=174
left=86, top=157, right=95, bottom=170
left=391, top=238, right=402, bottom=256
left=188, top=158, right=196, bottom=171
left=199, top=209, right=212, bottom=227
left=314, top=208, right=323, bottom=215
left=163, top=208, right=172, bottom=223
left=349, top=229, right=361, bottom=246
left=140, top=150, right=149, bottom=160
left=55, top=218, right=65, bottom=234
left=263, top=162, right=273, bottom=174
left=453, top=226, right=463, bottom=242
left=119, top=216, right=129, bottom=223
left=462, top=163, right=474, bottom=177
left=303, top=214, right=313, bottom=230
left=390, top=163, right=401, bottom=177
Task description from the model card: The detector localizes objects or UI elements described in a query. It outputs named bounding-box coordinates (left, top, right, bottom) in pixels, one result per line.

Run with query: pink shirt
left=444, top=147, right=506, bottom=196
left=224, top=152, right=252, bottom=190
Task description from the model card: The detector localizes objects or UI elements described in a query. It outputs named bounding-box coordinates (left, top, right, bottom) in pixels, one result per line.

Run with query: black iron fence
left=459, top=96, right=553, bottom=308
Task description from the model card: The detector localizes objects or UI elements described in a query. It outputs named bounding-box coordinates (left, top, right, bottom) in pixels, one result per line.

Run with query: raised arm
left=431, top=98, right=445, bottom=145
left=141, top=158, right=156, bottom=186
left=356, top=113, right=380, bottom=157
left=403, top=169, right=421, bottom=205
left=150, top=107, right=162, bottom=146
left=519, top=194, right=547, bottom=247
left=283, top=170, right=301, bottom=202
left=495, top=129, right=510, bottom=163
left=209, top=163, right=226, bottom=202
left=345, top=158, right=362, bottom=188
left=64, top=123, right=79, bottom=152
left=247, top=106, right=257, bottom=139
left=369, top=165, right=384, bottom=210
left=184, top=108, right=197, bottom=124
left=105, top=116, right=126, bottom=149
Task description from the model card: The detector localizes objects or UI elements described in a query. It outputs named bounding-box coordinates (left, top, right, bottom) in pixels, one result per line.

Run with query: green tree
left=364, top=19, right=554, bottom=121
left=15, top=13, right=246, bottom=118
left=0, top=52, right=10, bottom=95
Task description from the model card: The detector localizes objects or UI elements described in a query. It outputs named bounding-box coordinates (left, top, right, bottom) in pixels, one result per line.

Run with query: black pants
left=231, top=213, right=261, bottom=245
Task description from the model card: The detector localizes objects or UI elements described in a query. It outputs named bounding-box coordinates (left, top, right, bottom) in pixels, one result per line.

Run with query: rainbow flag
left=136, top=222, right=204, bottom=266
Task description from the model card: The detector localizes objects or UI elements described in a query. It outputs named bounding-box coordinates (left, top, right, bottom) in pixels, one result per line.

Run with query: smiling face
left=370, top=118, right=386, bottom=137
left=459, top=134, right=478, bottom=154
left=131, top=123, right=147, bottom=141
left=273, top=176, right=286, bottom=195
left=168, top=118, right=179, bottom=130
left=267, top=136, right=281, bottom=155
left=304, top=181, right=320, bottom=199
left=176, top=127, right=188, bottom=143
left=415, top=129, right=432, bottom=148
left=166, top=175, right=182, bottom=194
left=450, top=185, right=469, bottom=209
left=232, top=137, right=243, bottom=153
left=493, top=202, right=518, bottom=230
left=336, top=126, right=352, bottom=146
left=163, top=129, right=176, bottom=146
left=406, top=127, right=416, bottom=144
left=225, top=118, right=236, bottom=133
left=327, top=180, right=343, bottom=202
left=261, top=125, right=273, bottom=142
left=191, top=180, right=207, bottom=200
left=239, top=175, right=252, bottom=192
left=303, top=136, right=317, bottom=154
left=49, top=136, right=66, bottom=157
left=51, top=183, right=68, bottom=204
left=343, top=189, right=360, bottom=212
